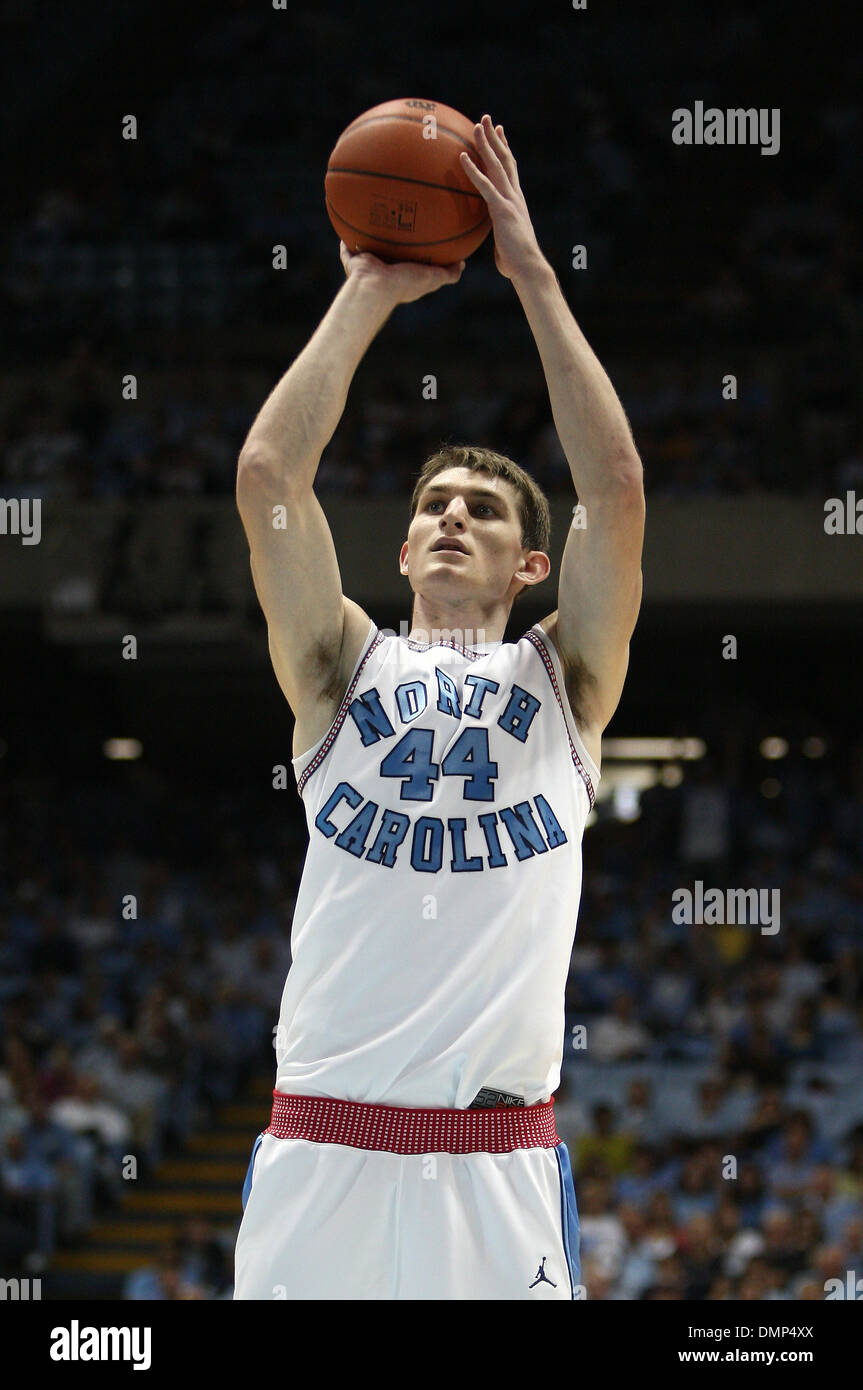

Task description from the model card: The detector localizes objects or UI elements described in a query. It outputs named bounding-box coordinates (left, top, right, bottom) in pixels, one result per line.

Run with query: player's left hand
left=459, top=115, right=545, bottom=282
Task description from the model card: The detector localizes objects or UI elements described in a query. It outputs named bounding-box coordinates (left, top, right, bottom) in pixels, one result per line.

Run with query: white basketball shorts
left=233, top=1093, right=580, bottom=1301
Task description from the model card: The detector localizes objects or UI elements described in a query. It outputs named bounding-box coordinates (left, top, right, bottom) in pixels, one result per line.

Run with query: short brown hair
left=409, top=443, right=551, bottom=555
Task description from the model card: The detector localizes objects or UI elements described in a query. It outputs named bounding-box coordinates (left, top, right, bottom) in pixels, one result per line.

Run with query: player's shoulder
left=532, top=610, right=573, bottom=673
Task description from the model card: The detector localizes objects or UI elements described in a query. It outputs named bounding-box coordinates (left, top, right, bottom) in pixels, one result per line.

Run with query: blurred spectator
left=765, top=1111, right=833, bottom=1202
left=576, top=1103, right=635, bottom=1177
left=590, top=993, right=651, bottom=1063
left=0, top=1128, right=58, bottom=1258
left=123, top=1241, right=205, bottom=1300
left=677, top=760, right=732, bottom=881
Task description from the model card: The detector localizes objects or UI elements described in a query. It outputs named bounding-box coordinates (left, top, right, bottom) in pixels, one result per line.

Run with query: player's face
left=401, top=468, right=527, bottom=601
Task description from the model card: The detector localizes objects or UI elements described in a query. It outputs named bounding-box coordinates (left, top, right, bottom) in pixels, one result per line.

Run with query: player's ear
left=399, top=540, right=409, bottom=574
left=516, top=550, right=551, bottom=587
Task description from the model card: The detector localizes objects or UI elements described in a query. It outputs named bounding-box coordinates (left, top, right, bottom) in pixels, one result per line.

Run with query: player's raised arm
left=460, top=116, right=645, bottom=744
left=236, top=243, right=465, bottom=725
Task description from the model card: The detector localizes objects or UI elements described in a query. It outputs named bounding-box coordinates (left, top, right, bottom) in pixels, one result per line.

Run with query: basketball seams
left=336, top=112, right=481, bottom=152
left=325, top=199, right=490, bottom=249
left=327, top=166, right=487, bottom=200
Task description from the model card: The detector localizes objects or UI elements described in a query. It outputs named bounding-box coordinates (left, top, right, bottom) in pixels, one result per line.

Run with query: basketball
left=325, top=97, right=492, bottom=266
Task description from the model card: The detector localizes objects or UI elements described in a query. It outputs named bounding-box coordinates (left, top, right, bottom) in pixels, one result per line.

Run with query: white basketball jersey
left=275, top=619, right=600, bottom=1108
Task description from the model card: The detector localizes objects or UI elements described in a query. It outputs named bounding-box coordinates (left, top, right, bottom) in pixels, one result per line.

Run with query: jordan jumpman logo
left=529, top=1256, right=557, bottom=1289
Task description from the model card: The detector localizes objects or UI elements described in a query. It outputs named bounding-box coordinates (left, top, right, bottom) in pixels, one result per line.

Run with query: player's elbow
left=614, top=452, right=645, bottom=496
left=236, top=445, right=291, bottom=517
left=237, top=443, right=319, bottom=511
left=237, top=443, right=279, bottom=486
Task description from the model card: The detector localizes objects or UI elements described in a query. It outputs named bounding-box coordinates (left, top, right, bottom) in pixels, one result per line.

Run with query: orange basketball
left=325, top=98, right=492, bottom=266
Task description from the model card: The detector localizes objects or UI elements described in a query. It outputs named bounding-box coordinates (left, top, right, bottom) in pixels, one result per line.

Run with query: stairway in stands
left=49, top=1071, right=273, bottom=1299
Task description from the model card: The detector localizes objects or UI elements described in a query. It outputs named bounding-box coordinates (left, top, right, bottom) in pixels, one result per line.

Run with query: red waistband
left=265, top=1090, right=560, bottom=1154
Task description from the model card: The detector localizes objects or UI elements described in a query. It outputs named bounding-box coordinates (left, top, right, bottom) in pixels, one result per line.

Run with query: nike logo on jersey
left=469, top=1087, right=525, bottom=1108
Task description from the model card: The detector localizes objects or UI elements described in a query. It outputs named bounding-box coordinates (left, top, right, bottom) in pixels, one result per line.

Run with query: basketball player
left=233, top=116, right=644, bottom=1299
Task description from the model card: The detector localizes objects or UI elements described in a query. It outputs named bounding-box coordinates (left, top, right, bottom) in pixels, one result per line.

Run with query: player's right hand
left=339, top=240, right=464, bottom=305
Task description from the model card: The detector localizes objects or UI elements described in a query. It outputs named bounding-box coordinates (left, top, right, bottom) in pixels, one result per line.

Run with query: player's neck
left=406, top=602, right=509, bottom=651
